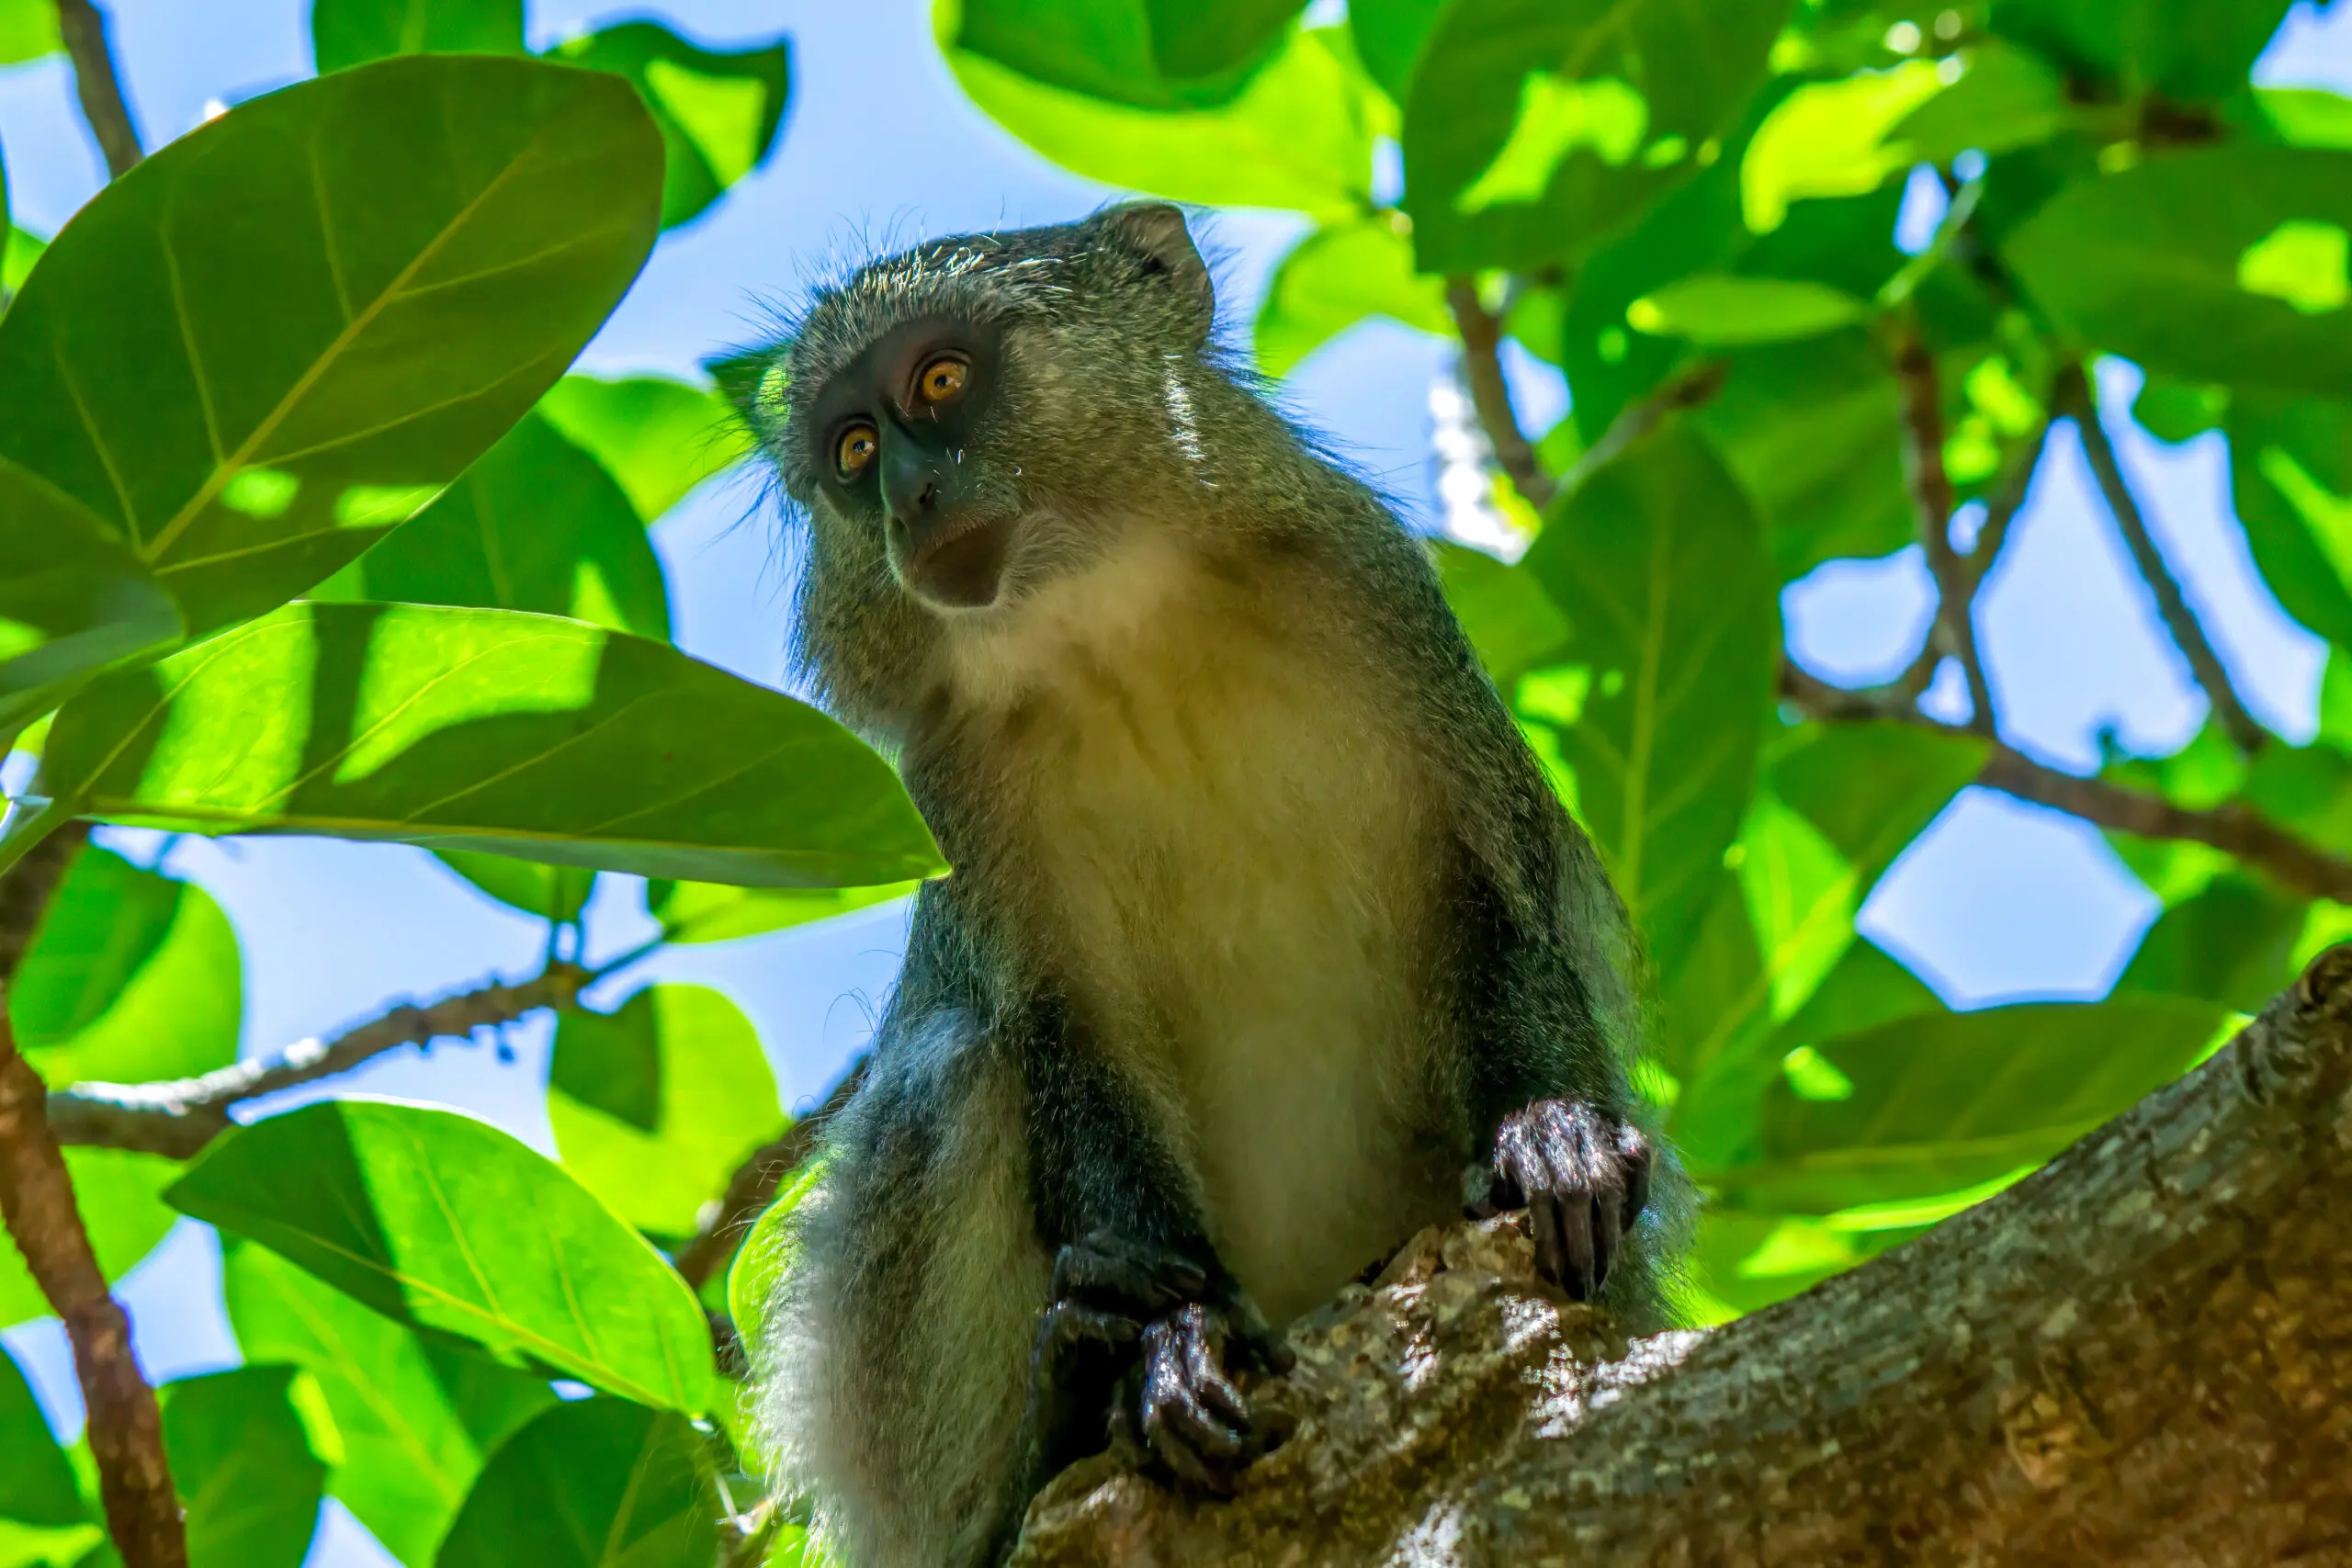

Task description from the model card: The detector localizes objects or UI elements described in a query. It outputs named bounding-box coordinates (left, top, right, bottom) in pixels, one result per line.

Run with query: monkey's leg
left=1466, top=1098, right=1652, bottom=1302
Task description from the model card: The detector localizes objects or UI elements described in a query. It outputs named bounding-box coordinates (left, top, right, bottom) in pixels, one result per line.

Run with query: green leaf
left=0, top=0, right=57, bottom=65
left=162, top=1366, right=329, bottom=1568
left=1888, top=41, right=2075, bottom=165
left=1742, top=62, right=1946, bottom=236
left=2245, top=738, right=2352, bottom=854
left=434, top=1400, right=719, bottom=1568
left=317, top=412, right=672, bottom=639
left=2114, top=872, right=2311, bottom=1011
left=1626, top=274, right=1871, bottom=344
left=1404, top=0, right=1792, bottom=271
left=1, top=226, right=41, bottom=296
left=552, top=22, right=791, bottom=231
left=549, top=985, right=784, bottom=1236
left=1434, top=543, right=1569, bottom=689
left=943, top=0, right=1301, bottom=109
left=1521, top=422, right=1778, bottom=975
left=1348, top=0, right=1445, bottom=104
left=1736, top=996, right=2229, bottom=1211
left=44, top=602, right=944, bottom=888
left=11, top=848, right=242, bottom=1088
left=2131, top=372, right=2227, bottom=444
left=2005, top=148, right=2352, bottom=400
left=1989, top=0, right=2291, bottom=105
left=0, top=1151, right=180, bottom=1329
left=648, top=878, right=915, bottom=945
left=311, top=0, right=524, bottom=73
left=224, top=1242, right=554, bottom=1568
left=1254, top=216, right=1450, bottom=378
left=537, top=376, right=750, bottom=524
left=0, top=1347, right=83, bottom=1530
left=0, top=55, right=662, bottom=646
left=944, top=22, right=1379, bottom=219
left=167, top=1100, right=719, bottom=1414
left=2246, top=87, right=2352, bottom=151
left=0, top=518, right=184, bottom=739
left=727, top=1160, right=820, bottom=1374
left=2226, top=394, right=2352, bottom=651
left=432, top=850, right=597, bottom=926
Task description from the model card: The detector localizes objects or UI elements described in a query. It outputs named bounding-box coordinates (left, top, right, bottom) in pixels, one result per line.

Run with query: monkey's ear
left=1102, top=202, right=1215, bottom=337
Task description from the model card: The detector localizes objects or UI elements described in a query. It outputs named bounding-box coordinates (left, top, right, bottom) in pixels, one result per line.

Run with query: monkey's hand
left=1467, top=1098, right=1652, bottom=1302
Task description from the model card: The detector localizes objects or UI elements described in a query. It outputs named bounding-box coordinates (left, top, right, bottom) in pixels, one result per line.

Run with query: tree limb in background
left=2057, top=363, right=2268, bottom=756
left=1781, top=665, right=2352, bottom=905
left=1890, top=322, right=1997, bottom=736
left=1443, top=277, right=1556, bottom=512
left=49, top=963, right=591, bottom=1158
left=1010, top=946, right=2352, bottom=1565
left=54, top=0, right=142, bottom=178
left=0, top=825, right=184, bottom=1568
left=674, top=1055, right=868, bottom=1291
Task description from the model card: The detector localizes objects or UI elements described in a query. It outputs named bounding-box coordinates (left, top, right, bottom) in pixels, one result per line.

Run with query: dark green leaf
left=944, top=0, right=1297, bottom=110
left=1521, top=422, right=1778, bottom=974
left=552, top=22, right=790, bottom=231
left=1254, top=216, right=1450, bottom=378
left=1890, top=40, right=2075, bottom=164
left=434, top=1400, right=718, bottom=1568
left=2225, top=394, right=2352, bottom=651
left=537, top=375, right=749, bottom=524
left=2244, top=739, right=2352, bottom=854
left=1403, top=0, right=1792, bottom=271
left=1144, top=0, right=1304, bottom=84
left=224, top=1242, right=553, bottom=1568
left=0, top=1151, right=180, bottom=1329
left=1348, top=0, right=1445, bottom=104
left=45, top=602, right=944, bottom=888
left=431, top=850, right=597, bottom=925
left=0, top=1346, right=83, bottom=1529
left=1989, top=0, right=2291, bottom=104
left=0, top=56, right=662, bottom=645
left=0, top=527, right=183, bottom=739
left=2114, top=872, right=2311, bottom=1011
left=1434, top=543, right=1569, bottom=689
left=11, top=848, right=241, bottom=1087
left=162, top=1366, right=328, bottom=1568
left=311, top=0, right=524, bottom=73
left=317, top=412, right=671, bottom=639
left=648, top=879, right=915, bottom=945
left=2131, top=373, right=2227, bottom=444
left=168, top=1100, right=720, bottom=1413
left=2006, top=148, right=2352, bottom=399
left=549, top=985, right=783, bottom=1235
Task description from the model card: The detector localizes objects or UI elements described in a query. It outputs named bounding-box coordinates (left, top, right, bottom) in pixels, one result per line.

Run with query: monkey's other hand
left=1467, top=1098, right=1652, bottom=1303
left=1114, top=1301, right=1289, bottom=1496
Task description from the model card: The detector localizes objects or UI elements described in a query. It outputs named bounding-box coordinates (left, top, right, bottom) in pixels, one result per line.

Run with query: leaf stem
left=53, top=0, right=141, bottom=180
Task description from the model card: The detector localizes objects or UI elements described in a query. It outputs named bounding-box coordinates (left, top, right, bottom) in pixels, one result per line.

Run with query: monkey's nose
left=883, top=446, right=942, bottom=525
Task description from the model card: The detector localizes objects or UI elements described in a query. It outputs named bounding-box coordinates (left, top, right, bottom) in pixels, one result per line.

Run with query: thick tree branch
left=2056, top=363, right=2267, bottom=756
left=674, top=1056, right=868, bottom=1292
left=1891, top=323, right=1996, bottom=736
left=54, top=0, right=141, bottom=179
left=48, top=964, right=590, bottom=1158
left=1012, top=946, right=2352, bottom=1565
left=1781, top=664, right=2352, bottom=905
left=1443, top=278, right=1555, bottom=513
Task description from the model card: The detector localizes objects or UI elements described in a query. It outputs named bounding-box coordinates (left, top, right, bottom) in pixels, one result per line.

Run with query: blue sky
left=4, top=3, right=2349, bottom=1562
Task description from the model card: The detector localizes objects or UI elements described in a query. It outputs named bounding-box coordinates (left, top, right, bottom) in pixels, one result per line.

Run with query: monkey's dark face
left=808, top=313, right=1021, bottom=610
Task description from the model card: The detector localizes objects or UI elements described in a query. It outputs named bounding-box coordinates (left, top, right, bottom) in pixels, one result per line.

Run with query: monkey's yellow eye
left=917, top=355, right=968, bottom=404
left=835, top=423, right=878, bottom=479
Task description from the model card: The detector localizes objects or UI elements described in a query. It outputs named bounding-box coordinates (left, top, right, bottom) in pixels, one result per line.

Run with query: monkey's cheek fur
left=898, top=512, right=1017, bottom=609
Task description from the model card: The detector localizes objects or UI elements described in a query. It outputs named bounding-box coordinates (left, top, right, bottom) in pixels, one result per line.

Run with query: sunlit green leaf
left=0, top=0, right=57, bottom=64
left=944, top=22, right=1379, bottom=219
left=1521, top=421, right=1777, bottom=975
left=549, top=985, right=784, bottom=1235
left=537, top=375, right=750, bottom=524
left=2226, top=393, right=2352, bottom=651
left=1, top=226, right=41, bottom=296
left=0, top=56, right=662, bottom=648
left=317, top=412, right=671, bottom=639
left=0, top=1347, right=82, bottom=1530
left=311, top=0, right=524, bottom=73
left=2005, top=148, right=2352, bottom=399
left=44, top=602, right=944, bottom=888
left=2245, top=86, right=2352, bottom=151
left=552, top=22, right=791, bottom=231
left=728, top=1159, right=821, bottom=1374
left=1888, top=41, right=2073, bottom=165
left=1989, top=0, right=2292, bottom=105
left=1627, top=274, right=1871, bottom=344
left=0, top=525, right=183, bottom=739
left=1404, top=0, right=1792, bottom=271
left=430, top=850, right=597, bottom=926
left=224, top=1243, right=554, bottom=1568
left=2245, top=738, right=2352, bottom=855
left=1743, top=62, right=1945, bottom=236
left=162, top=1366, right=329, bottom=1568
left=1254, top=216, right=1450, bottom=378
left=435, top=1400, right=719, bottom=1568
left=169, top=1100, right=718, bottom=1413
left=11, top=847, right=242, bottom=1088
left=648, top=878, right=915, bottom=945
left=0, top=1152, right=180, bottom=1330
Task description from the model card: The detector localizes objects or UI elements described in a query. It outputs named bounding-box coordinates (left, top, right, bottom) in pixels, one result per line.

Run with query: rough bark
left=1011, top=944, right=2352, bottom=1567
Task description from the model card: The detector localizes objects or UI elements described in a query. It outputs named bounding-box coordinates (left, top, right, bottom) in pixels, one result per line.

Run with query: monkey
left=736, top=203, right=1684, bottom=1568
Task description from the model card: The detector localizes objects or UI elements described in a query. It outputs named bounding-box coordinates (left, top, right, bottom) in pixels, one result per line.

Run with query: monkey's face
left=805, top=312, right=1025, bottom=612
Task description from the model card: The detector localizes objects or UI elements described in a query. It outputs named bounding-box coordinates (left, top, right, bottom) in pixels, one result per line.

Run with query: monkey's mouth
left=903, top=510, right=1017, bottom=610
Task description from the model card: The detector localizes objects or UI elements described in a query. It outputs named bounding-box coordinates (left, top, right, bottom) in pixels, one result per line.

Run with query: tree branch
left=1011, top=945, right=2352, bottom=1564
left=48, top=964, right=591, bottom=1158
left=1891, top=322, right=1996, bottom=736
left=2056, top=362, right=2267, bottom=756
left=674, top=1056, right=868, bottom=1292
left=1553, top=357, right=1727, bottom=507
left=1781, top=664, right=2352, bottom=905
left=53, top=0, right=141, bottom=179
left=1443, top=278, right=1555, bottom=513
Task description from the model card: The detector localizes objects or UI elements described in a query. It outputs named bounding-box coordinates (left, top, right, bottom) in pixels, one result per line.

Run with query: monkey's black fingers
left=1035, top=1299, right=1140, bottom=1361
left=1590, top=1190, right=1623, bottom=1295
left=1052, top=1231, right=1206, bottom=1316
left=1616, top=1122, right=1653, bottom=1226
left=1525, top=1186, right=1566, bottom=1287
left=1556, top=1189, right=1600, bottom=1302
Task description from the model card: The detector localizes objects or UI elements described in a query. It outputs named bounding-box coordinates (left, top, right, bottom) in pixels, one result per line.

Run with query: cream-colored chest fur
left=946, top=535, right=1457, bottom=1325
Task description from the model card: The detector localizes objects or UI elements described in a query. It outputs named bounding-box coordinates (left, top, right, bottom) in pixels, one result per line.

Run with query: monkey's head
left=736, top=203, right=1239, bottom=729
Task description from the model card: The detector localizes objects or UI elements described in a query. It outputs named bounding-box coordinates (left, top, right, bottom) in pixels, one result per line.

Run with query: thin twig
left=49, top=964, right=591, bottom=1157
left=674, top=1056, right=868, bottom=1292
left=1966, top=414, right=2051, bottom=594
left=1890, top=322, right=1996, bottom=738
left=2055, top=363, right=2267, bottom=756
left=1781, top=665, right=2352, bottom=905
left=54, top=0, right=141, bottom=178
left=1552, top=357, right=1729, bottom=507
left=1444, top=277, right=1556, bottom=512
